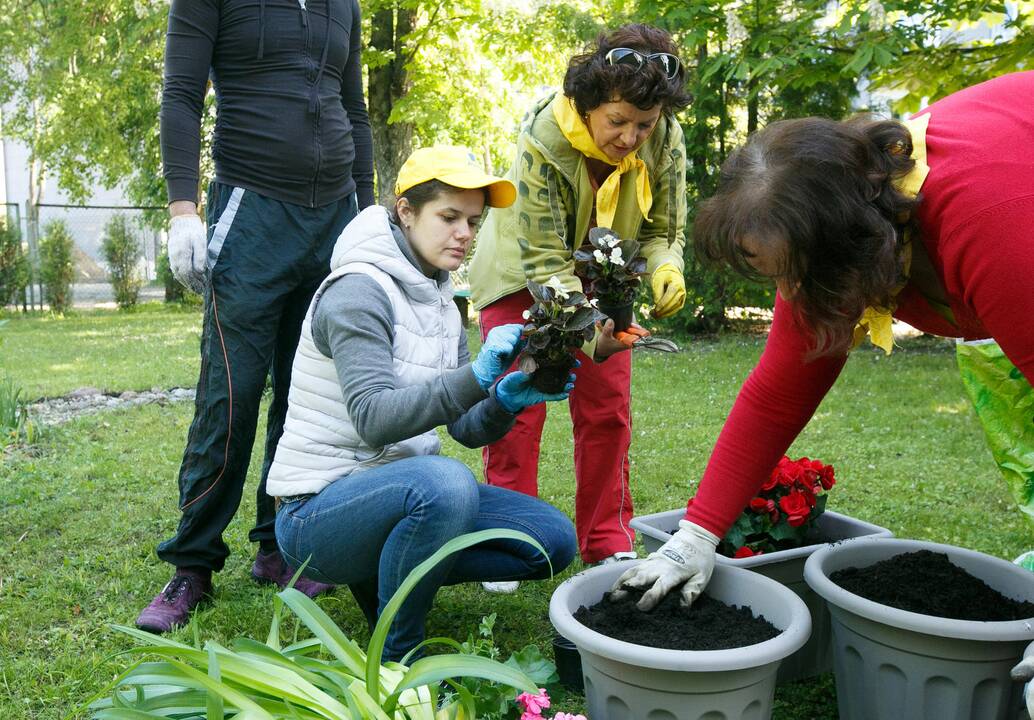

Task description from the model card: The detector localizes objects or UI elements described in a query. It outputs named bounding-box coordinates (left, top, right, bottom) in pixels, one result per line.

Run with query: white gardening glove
left=1010, top=641, right=1034, bottom=718
left=168, top=214, right=209, bottom=293
left=609, top=520, right=719, bottom=611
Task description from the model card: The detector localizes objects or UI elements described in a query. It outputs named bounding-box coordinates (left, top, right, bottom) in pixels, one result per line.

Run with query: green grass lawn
left=1, top=305, right=1031, bottom=719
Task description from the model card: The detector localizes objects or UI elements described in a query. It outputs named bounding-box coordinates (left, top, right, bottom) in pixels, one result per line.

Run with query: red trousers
left=479, top=290, right=635, bottom=563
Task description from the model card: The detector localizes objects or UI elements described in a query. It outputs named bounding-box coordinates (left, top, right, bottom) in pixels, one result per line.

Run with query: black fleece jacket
left=160, top=0, right=375, bottom=208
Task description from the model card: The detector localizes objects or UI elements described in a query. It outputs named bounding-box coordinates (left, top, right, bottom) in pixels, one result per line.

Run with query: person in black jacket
left=137, top=0, right=374, bottom=634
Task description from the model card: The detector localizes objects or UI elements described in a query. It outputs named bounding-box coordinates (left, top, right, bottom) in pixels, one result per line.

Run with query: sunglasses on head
left=604, top=47, right=681, bottom=80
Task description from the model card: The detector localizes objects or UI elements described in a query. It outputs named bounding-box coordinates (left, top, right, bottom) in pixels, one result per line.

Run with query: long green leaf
left=268, top=556, right=313, bottom=649
left=110, top=625, right=196, bottom=651
left=207, top=644, right=224, bottom=720
left=384, top=655, right=536, bottom=715
left=277, top=588, right=367, bottom=676
left=117, top=644, right=351, bottom=718
left=158, top=658, right=274, bottom=719
left=92, top=710, right=169, bottom=720
left=399, top=637, right=465, bottom=666
left=366, top=529, right=548, bottom=697
left=231, top=637, right=332, bottom=690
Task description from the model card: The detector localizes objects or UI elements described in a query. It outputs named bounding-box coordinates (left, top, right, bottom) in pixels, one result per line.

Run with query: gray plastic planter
left=549, top=561, right=811, bottom=720
left=630, top=508, right=891, bottom=682
left=804, top=537, right=1034, bottom=720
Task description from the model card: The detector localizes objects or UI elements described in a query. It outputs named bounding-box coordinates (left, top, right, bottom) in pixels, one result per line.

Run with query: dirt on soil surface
left=573, top=587, right=780, bottom=651
left=829, top=549, right=1034, bottom=621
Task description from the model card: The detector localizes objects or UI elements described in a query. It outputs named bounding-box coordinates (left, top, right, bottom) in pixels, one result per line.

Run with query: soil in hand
left=829, top=549, right=1034, bottom=621
left=573, top=587, right=780, bottom=651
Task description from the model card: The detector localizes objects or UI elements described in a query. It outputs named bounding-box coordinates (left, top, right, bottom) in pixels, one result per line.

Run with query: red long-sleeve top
left=685, top=71, right=1034, bottom=537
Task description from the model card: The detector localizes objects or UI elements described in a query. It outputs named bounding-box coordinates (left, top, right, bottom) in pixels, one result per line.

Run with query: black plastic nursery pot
left=529, top=355, right=577, bottom=394
left=597, top=301, right=634, bottom=333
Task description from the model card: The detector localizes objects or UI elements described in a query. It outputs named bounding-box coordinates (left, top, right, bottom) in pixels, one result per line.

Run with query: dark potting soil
left=829, top=549, right=1034, bottom=621
left=573, top=587, right=780, bottom=651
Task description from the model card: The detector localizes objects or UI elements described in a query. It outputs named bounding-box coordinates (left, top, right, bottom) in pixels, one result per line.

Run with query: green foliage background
left=0, top=0, right=1031, bottom=321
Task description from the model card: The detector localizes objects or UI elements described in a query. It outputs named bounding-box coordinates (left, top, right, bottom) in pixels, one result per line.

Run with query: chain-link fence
left=4, top=202, right=166, bottom=310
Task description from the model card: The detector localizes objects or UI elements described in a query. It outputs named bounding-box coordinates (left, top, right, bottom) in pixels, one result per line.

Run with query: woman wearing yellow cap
left=265, top=145, right=577, bottom=662
left=468, top=24, right=690, bottom=573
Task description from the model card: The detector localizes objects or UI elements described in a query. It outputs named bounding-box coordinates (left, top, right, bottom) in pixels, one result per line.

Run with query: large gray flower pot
left=549, top=561, right=811, bottom=720
left=804, top=537, right=1034, bottom=720
left=630, top=508, right=891, bottom=682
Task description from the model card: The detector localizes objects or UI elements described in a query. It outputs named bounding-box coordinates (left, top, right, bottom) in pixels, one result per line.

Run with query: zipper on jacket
left=309, top=2, right=323, bottom=207
left=299, top=1, right=321, bottom=207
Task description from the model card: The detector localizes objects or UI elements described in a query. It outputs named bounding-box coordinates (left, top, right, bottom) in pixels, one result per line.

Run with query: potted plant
left=630, top=455, right=892, bottom=682
left=804, top=537, right=1034, bottom=720
left=518, top=276, right=603, bottom=393
left=88, top=530, right=552, bottom=719
left=573, top=226, right=646, bottom=332
left=549, top=561, right=811, bottom=720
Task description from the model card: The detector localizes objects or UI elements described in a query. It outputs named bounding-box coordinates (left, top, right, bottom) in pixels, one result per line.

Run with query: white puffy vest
left=266, top=206, right=463, bottom=496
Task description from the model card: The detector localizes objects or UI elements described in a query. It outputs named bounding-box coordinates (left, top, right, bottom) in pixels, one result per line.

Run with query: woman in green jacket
left=468, top=24, right=690, bottom=579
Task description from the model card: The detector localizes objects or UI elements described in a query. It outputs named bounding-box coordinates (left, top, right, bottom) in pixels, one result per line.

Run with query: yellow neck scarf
left=852, top=113, right=931, bottom=355
left=552, top=96, right=652, bottom=229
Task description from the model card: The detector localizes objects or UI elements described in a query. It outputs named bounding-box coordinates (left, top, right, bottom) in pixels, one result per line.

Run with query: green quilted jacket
left=469, top=91, right=687, bottom=315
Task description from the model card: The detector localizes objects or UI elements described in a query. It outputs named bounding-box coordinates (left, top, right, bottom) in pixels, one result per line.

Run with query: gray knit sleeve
left=313, top=275, right=505, bottom=448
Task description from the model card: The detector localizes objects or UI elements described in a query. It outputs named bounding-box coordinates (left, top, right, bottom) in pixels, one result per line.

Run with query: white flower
left=589, top=298, right=599, bottom=308
left=610, top=247, right=625, bottom=266
left=544, top=275, right=570, bottom=300
left=593, top=249, right=607, bottom=264
left=522, top=310, right=531, bottom=320
left=725, top=9, right=749, bottom=46
left=602, top=234, right=619, bottom=248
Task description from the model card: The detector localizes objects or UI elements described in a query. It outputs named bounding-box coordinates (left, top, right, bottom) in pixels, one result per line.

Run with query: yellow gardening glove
left=650, top=263, right=686, bottom=318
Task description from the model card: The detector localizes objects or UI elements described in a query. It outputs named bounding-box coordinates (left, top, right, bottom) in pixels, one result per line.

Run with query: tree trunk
left=25, top=97, right=45, bottom=310
left=368, top=3, right=415, bottom=206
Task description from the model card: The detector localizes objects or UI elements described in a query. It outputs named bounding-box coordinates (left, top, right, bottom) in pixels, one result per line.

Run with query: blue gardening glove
left=471, top=324, right=525, bottom=392
left=496, top=370, right=574, bottom=413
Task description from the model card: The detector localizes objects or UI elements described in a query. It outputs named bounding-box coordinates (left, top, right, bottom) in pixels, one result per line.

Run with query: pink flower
left=517, top=689, right=551, bottom=716
left=552, top=714, right=588, bottom=720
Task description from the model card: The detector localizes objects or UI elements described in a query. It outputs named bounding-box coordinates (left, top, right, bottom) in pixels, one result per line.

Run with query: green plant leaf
left=207, top=644, right=224, bottom=720
left=366, top=529, right=548, bottom=698
left=505, top=645, right=558, bottom=686
left=384, top=654, right=537, bottom=715
left=277, top=589, right=367, bottom=677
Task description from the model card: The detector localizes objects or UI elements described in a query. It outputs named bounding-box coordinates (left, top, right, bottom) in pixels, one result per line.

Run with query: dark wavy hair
left=389, top=179, right=486, bottom=225
left=563, top=24, right=691, bottom=116
left=694, top=115, right=921, bottom=356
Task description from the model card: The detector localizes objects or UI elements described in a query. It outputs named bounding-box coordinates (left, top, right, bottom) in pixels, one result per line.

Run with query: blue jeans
left=275, top=455, right=577, bottom=661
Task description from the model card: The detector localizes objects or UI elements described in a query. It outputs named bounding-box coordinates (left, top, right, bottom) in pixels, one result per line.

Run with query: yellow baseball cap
left=394, top=145, right=516, bottom=208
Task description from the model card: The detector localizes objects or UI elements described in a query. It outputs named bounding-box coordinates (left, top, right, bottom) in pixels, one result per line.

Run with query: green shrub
left=39, top=219, right=76, bottom=313
left=101, top=214, right=142, bottom=309
left=0, top=219, right=29, bottom=308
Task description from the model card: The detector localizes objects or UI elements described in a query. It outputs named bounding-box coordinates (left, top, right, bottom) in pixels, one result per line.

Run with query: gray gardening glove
left=609, top=520, right=719, bottom=611
left=168, top=213, right=208, bottom=293
left=1010, top=641, right=1034, bottom=718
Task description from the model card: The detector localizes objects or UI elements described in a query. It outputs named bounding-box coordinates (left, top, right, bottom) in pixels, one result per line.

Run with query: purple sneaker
left=135, top=569, right=213, bottom=634
left=251, top=550, right=335, bottom=598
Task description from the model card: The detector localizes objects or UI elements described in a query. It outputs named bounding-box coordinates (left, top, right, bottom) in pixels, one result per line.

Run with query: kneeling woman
left=266, top=146, right=577, bottom=661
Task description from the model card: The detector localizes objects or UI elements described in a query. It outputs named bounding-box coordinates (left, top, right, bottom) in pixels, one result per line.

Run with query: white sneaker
left=596, top=551, right=638, bottom=566
left=481, top=580, right=520, bottom=594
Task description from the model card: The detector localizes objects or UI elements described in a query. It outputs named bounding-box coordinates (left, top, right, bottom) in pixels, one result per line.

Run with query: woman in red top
left=612, top=71, right=1034, bottom=611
